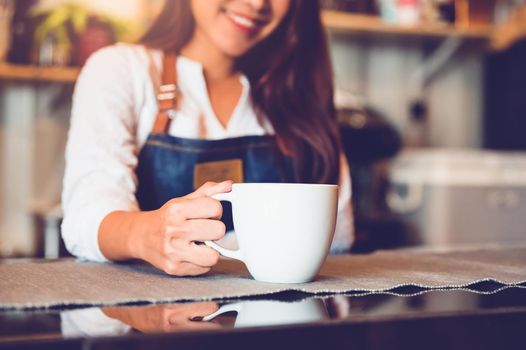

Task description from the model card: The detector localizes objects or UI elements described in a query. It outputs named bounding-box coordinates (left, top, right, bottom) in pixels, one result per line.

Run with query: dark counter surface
left=1, top=280, right=525, bottom=350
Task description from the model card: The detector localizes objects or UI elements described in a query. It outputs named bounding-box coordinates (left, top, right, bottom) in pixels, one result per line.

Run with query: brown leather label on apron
left=194, top=159, right=244, bottom=189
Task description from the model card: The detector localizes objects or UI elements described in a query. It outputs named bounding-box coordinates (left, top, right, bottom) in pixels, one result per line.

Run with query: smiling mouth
left=222, top=8, right=268, bottom=35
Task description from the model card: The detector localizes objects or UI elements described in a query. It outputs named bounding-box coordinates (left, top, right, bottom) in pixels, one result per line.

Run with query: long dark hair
left=141, top=0, right=340, bottom=184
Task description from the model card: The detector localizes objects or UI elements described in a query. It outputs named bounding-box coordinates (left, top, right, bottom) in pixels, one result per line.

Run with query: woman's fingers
left=163, top=259, right=212, bottom=276
left=170, top=240, right=221, bottom=268
left=160, top=216, right=225, bottom=275
left=167, top=197, right=223, bottom=220
left=168, top=219, right=226, bottom=242
left=185, top=181, right=233, bottom=199
left=152, top=235, right=221, bottom=275
left=142, top=185, right=232, bottom=277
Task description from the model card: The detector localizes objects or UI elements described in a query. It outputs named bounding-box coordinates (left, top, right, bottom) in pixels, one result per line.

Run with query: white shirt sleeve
left=61, top=46, right=141, bottom=262
left=330, top=154, right=355, bottom=254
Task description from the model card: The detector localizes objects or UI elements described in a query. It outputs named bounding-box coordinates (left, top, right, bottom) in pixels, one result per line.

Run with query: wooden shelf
left=322, top=10, right=493, bottom=40
left=0, top=11, right=494, bottom=83
left=0, top=63, right=79, bottom=83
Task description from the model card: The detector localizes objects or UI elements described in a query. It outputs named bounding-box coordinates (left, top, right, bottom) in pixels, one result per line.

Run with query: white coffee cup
left=206, top=183, right=338, bottom=283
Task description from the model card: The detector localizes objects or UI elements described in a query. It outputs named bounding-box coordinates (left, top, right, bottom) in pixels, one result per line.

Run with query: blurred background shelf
left=0, top=63, right=79, bottom=83
left=322, top=10, right=493, bottom=40
left=0, top=10, right=495, bottom=84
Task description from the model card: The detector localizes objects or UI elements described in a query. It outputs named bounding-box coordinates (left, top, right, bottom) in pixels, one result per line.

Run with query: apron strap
left=152, top=53, right=179, bottom=134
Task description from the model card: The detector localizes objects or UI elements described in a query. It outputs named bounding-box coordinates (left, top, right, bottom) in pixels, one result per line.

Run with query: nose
left=244, top=0, right=267, bottom=11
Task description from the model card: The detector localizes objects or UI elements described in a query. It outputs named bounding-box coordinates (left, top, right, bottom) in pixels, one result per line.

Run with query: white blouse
left=61, top=43, right=354, bottom=262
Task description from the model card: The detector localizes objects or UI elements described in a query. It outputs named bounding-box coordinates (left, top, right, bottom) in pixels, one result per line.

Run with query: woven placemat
left=1, top=245, right=525, bottom=310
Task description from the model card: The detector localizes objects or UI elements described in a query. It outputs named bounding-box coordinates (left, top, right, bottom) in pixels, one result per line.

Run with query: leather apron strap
left=152, top=53, right=179, bottom=134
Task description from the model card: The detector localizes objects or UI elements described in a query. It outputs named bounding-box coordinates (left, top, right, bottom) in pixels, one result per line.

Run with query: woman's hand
left=98, top=181, right=232, bottom=276
left=132, top=181, right=232, bottom=275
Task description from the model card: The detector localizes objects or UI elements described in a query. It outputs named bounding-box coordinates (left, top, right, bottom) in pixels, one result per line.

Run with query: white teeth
left=227, top=11, right=256, bottom=28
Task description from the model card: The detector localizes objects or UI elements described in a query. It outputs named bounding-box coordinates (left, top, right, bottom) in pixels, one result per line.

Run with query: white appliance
left=387, top=149, right=526, bottom=247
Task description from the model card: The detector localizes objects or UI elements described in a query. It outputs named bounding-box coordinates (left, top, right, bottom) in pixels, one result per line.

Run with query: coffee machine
left=339, top=106, right=405, bottom=252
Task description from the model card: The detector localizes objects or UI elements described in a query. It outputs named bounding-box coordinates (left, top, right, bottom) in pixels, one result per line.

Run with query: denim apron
left=135, top=53, right=298, bottom=230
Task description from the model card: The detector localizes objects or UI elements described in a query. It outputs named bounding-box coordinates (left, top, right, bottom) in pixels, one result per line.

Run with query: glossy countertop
left=1, top=280, right=525, bottom=350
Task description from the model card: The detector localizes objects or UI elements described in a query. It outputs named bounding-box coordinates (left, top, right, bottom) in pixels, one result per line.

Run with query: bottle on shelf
left=7, top=0, right=37, bottom=64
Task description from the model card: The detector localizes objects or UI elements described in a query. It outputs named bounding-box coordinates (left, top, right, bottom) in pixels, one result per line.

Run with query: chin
left=212, top=35, right=257, bottom=57
left=221, top=44, right=253, bottom=58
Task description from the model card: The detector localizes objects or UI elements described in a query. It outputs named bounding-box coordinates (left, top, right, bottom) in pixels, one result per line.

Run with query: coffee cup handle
left=205, top=192, right=244, bottom=262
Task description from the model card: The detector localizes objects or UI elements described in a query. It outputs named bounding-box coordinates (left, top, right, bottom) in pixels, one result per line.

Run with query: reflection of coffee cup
left=206, top=183, right=338, bottom=283
left=202, top=299, right=328, bottom=328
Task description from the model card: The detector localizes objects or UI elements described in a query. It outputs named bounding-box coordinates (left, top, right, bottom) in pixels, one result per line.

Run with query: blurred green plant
left=30, top=3, right=132, bottom=54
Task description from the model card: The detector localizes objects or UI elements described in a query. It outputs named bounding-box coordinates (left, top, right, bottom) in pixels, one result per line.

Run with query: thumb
left=185, top=180, right=233, bottom=199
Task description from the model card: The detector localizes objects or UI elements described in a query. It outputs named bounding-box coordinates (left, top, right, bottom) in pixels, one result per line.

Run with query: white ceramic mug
left=206, top=183, right=338, bottom=283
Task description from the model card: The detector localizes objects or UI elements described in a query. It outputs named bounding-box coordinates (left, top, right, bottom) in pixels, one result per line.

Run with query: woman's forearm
left=98, top=210, right=157, bottom=261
